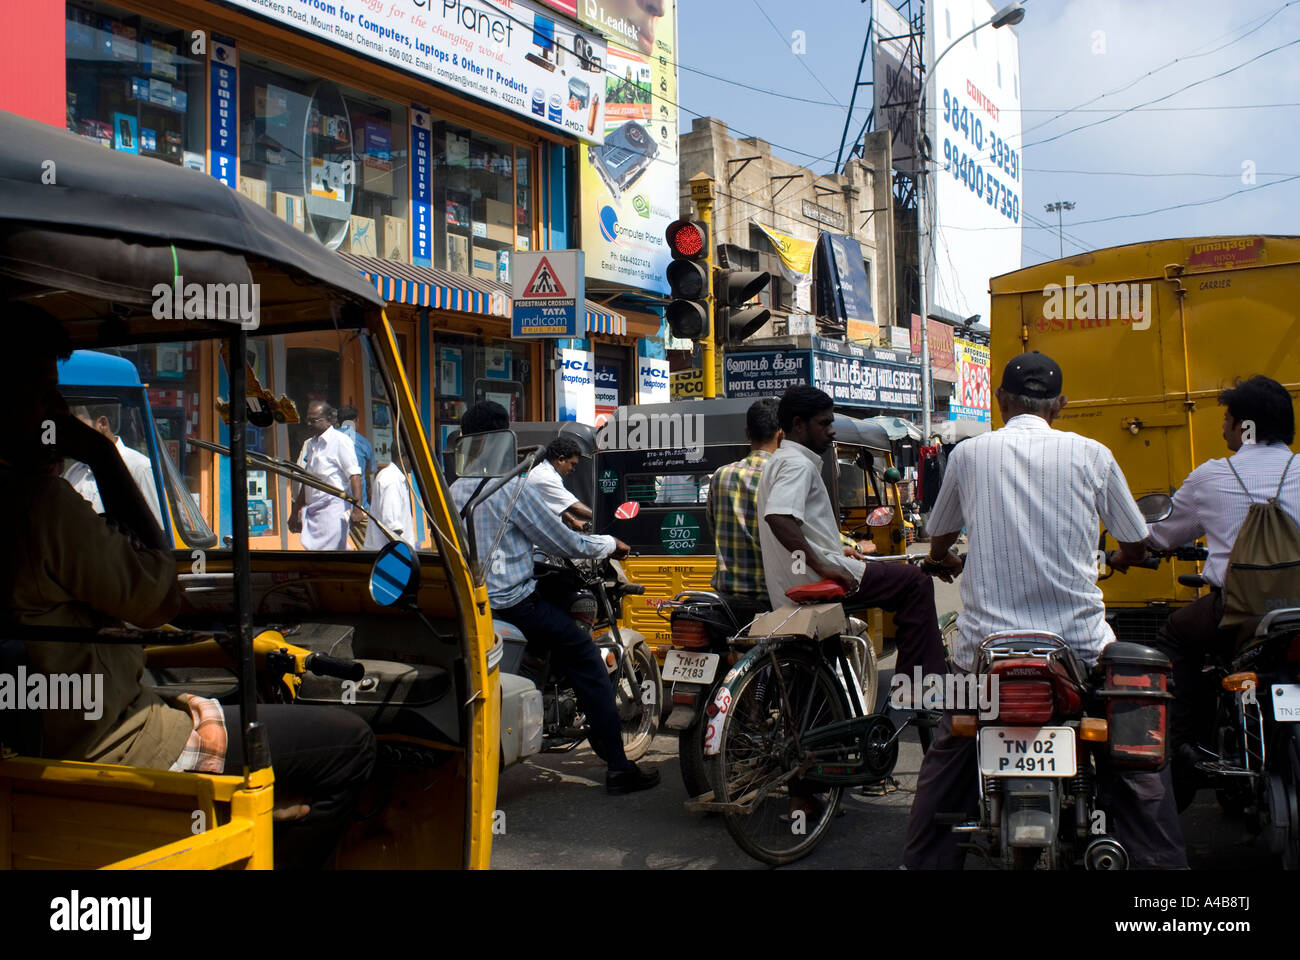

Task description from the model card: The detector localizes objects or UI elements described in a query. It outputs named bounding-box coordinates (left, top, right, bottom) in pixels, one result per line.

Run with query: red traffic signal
left=666, top=218, right=708, bottom=260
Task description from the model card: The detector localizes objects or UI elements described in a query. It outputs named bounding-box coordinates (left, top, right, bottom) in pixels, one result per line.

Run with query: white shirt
left=1147, top=441, right=1300, bottom=587
left=526, top=458, right=578, bottom=515
left=757, top=439, right=865, bottom=610
left=928, top=415, right=1149, bottom=672
left=365, top=462, right=416, bottom=549
left=63, top=437, right=165, bottom=530
left=296, top=425, right=362, bottom=550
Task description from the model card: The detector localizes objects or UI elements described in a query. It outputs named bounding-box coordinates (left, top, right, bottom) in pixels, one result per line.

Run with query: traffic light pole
left=690, top=174, right=717, bottom=398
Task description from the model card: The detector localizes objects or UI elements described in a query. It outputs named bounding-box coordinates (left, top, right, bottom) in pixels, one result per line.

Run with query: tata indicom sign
left=512, top=250, right=584, bottom=338
left=223, top=0, right=608, bottom=143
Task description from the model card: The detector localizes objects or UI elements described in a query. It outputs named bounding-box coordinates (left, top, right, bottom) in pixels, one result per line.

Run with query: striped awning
left=337, top=253, right=626, bottom=336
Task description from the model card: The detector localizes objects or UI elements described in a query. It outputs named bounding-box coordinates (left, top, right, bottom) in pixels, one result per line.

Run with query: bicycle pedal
left=858, top=775, right=900, bottom=797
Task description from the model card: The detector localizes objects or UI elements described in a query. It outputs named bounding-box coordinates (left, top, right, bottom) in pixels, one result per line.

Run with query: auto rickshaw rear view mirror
left=615, top=501, right=640, bottom=519
left=867, top=506, right=894, bottom=527
left=1136, top=493, right=1173, bottom=524
left=370, top=540, right=420, bottom=607
left=454, top=428, right=516, bottom=478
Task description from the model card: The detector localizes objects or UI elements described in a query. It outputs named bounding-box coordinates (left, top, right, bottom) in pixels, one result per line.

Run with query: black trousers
left=1150, top=590, right=1233, bottom=749
left=222, top=704, right=376, bottom=870
left=901, top=710, right=1188, bottom=869
left=844, top=560, right=948, bottom=678
left=494, top=591, right=631, bottom=771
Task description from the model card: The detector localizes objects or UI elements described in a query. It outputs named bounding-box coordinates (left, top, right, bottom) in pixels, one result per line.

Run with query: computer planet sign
left=512, top=250, right=585, bottom=338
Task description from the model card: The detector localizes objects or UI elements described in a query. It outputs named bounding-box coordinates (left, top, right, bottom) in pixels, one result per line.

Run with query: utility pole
left=690, top=173, right=717, bottom=397
left=1044, top=200, right=1076, bottom=259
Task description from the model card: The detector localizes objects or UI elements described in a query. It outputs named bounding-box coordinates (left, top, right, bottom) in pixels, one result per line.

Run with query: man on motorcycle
left=1125, top=375, right=1300, bottom=836
left=707, top=399, right=781, bottom=625
left=901, top=351, right=1183, bottom=868
left=449, top=401, right=660, bottom=795
left=757, top=385, right=947, bottom=679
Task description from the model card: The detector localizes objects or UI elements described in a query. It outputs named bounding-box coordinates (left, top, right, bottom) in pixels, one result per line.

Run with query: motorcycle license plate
left=663, top=650, right=719, bottom=684
left=1273, top=683, right=1300, bottom=722
left=978, top=726, right=1077, bottom=777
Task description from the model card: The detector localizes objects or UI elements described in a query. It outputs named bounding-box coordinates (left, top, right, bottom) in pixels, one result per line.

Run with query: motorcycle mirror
left=1136, top=493, right=1173, bottom=524
left=614, top=501, right=640, bottom=520
left=369, top=540, right=420, bottom=607
left=867, top=506, right=895, bottom=527
left=454, top=428, right=517, bottom=478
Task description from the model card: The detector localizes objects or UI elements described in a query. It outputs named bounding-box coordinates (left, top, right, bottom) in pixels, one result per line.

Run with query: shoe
left=606, top=762, right=661, bottom=795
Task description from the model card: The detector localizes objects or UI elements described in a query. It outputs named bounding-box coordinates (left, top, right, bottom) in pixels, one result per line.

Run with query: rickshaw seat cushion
left=785, top=580, right=849, bottom=603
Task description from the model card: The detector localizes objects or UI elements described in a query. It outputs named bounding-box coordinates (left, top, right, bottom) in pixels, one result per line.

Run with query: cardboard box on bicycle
left=746, top=604, right=846, bottom=641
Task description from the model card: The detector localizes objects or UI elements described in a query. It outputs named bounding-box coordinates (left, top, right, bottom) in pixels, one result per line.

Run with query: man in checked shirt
left=707, top=399, right=783, bottom=626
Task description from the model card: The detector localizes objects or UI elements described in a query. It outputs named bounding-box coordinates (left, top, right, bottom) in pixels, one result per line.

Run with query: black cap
left=1000, top=351, right=1062, bottom=399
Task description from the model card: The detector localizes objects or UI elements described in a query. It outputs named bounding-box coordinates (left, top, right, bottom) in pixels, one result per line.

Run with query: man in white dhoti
left=288, top=401, right=362, bottom=550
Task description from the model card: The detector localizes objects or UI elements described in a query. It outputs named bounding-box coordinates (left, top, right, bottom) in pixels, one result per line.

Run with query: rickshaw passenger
left=450, top=401, right=659, bottom=795
left=527, top=434, right=593, bottom=531
left=1, top=316, right=375, bottom=869
left=707, top=399, right=781, bottom=624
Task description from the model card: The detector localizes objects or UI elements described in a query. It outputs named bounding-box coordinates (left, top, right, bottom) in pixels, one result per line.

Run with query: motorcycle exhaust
left=1083, top=836, right=1129, bottom=871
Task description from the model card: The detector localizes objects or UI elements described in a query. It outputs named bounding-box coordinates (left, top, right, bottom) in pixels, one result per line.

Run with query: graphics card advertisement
left=579, top=0, right=677, bottom=295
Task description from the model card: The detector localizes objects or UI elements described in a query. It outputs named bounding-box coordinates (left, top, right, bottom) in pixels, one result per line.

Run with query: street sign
left=512, top=250, right=585, bottom=338
left=671, top=368, right=705, bottom=398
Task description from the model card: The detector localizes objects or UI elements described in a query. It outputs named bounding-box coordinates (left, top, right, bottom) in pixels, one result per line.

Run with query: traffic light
left=716, top=268, right=771, bottom=344
left=665, top=217, right=710, bottom=340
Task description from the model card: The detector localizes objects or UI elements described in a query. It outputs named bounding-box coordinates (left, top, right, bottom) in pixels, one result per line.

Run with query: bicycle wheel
left=706, top=645, right=848, bottom=865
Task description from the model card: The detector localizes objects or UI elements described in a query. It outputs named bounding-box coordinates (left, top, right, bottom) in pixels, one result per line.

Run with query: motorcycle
left=1169, top=574, right=1300, bottom=869
left=941, top=493, right=1178, bottom=870
left=498, top=542, right=663, bottom=763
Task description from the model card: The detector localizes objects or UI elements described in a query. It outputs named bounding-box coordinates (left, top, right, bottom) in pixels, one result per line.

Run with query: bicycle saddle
left=785, top=580, right=848, bottom=603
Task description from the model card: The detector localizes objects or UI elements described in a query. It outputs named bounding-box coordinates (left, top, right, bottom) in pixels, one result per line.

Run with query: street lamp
left=916, top=1, right=1025, bottom=441
left=1044, top=200, right=1076, bottom=259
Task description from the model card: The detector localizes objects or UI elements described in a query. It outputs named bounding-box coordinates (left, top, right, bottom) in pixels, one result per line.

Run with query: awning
left=337, top=253, right=626, bottom=336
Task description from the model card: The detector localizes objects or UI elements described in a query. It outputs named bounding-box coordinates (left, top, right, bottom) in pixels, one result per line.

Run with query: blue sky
left=678, top=0, right=1300, bottom=265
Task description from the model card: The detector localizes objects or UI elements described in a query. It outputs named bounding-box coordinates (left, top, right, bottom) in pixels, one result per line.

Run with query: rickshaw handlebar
left=306, top=652, right=366, bottom=682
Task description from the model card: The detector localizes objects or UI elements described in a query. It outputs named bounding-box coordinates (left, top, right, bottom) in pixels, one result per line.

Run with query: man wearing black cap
left=902, top=351, right=1187, bottom=868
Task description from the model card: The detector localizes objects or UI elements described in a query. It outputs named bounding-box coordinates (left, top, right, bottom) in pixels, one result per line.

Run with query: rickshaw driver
left=1, top=314, right=376, bottom=869
left=758, top=386, right=948, bottom=680
left=528, top=434, right=594, bottom=532
left=451, top=401, right=660, bottom=795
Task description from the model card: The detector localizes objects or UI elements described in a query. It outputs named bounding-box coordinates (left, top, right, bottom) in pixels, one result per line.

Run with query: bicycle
left=696, top=554, right=953, bottom=865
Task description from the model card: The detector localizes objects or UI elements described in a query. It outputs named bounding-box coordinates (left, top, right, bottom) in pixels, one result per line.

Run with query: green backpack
left=1220, top=453, right=1300, bottom=648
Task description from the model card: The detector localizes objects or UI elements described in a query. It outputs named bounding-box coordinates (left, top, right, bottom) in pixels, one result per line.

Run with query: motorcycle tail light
left=1097, top=643, right=1173, bottom=769
left=996, top=679, right=1055, bottom=724
left=671, top=618, right=710, bottom=650
left=1222, top=671, right=1258, bottom=692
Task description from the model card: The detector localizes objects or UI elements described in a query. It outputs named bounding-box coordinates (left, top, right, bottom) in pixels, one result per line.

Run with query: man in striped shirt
left=902, top=351, right=1184, bottom=868
left=707, top=399, right=781, bottom=623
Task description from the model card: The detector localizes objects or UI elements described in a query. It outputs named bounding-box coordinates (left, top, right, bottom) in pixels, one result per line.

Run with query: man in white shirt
left=527, top=434, right=592, bottom=531
left=364, top=443, right=416, bottom=550
left=63, top=404, right=164, bottom=529
left=288, top=401, right=363, bottom=550
left=902, top=351, right=1180, bottom=868
left=1135, top=375, right=1300, bottom=815
left=757, top=385, right=947, bottom=677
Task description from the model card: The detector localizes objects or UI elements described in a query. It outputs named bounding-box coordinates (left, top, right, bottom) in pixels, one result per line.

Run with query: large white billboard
left=925, top=0, right=1022, bottom=323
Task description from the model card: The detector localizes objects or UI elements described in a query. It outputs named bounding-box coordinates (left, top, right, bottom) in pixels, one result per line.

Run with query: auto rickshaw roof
left=508, top=421, right=599, bottom=457
left=604, top=398, right=768, bottom=447
left=0, top=109, right=384, bottom=347
left=830, top=415, right=893, bottom=453
left=57, top=349, right=143, bottom=387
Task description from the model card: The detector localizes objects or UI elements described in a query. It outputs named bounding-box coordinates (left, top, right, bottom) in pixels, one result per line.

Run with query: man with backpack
left=1117, top=375, right=1300, bottom=850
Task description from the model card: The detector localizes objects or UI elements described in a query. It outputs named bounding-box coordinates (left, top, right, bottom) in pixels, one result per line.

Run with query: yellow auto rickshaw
left=0, top=109, right=499, bottom=869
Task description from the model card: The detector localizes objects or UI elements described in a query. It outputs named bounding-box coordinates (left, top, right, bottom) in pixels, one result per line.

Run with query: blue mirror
left=369, top=540, right=419, bottom=607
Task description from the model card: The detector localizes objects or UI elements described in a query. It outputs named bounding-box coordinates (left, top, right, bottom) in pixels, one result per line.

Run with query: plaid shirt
left=708, top=450, right=771, bottom=598
left=450, top=475, right=616, bottom=608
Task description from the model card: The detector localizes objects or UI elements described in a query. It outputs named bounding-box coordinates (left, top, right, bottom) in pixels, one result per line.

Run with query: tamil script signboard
left=725, top=348, right=922, bottom=411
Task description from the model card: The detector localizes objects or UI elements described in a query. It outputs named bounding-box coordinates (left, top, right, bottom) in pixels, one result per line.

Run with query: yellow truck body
left=990, top=235, right=1300, bottom=636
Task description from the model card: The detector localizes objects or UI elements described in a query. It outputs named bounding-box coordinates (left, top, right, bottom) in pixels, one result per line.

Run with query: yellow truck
left=990, top=235, right=1300, bottom=641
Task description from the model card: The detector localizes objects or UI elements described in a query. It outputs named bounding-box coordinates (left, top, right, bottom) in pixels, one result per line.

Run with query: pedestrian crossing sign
left=511, top=249, right=584, bottom=339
